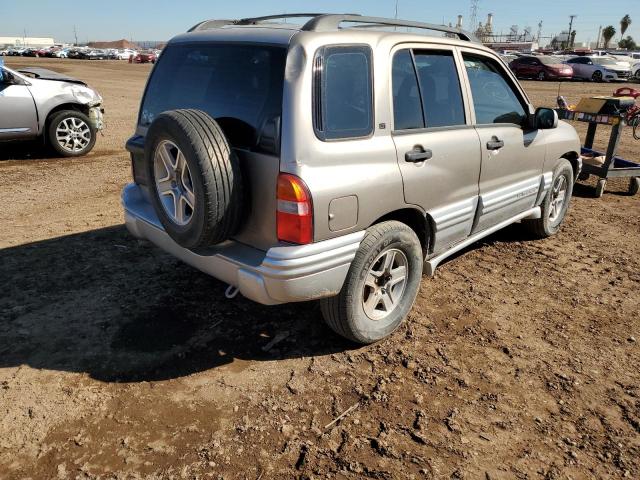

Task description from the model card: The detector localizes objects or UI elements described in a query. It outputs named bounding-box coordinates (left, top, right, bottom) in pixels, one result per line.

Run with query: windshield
left=140, top=43, right=287, bottom=150
left=597, top=57, right=618, bottom=65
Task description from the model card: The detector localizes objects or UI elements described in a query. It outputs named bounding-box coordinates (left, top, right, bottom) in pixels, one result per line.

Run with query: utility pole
left=394, top=0, right=398, bottom=19
left=568, top=14, right=577, bottom=49
left=73, top=25, right=78, bottom=46
left=537, top=20, right=543, bottom=42
left=469, top=0, right=479, bottom=33
left=596, top=25, right=602, bottom=49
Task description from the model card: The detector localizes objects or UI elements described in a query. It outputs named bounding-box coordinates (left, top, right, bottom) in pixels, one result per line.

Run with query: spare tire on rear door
left=144, top=109, right=243, bottom=249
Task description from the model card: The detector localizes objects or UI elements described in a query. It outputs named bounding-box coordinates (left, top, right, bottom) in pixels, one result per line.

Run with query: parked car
left=0, top=65, right=104, bottom=156
left=122, top=13, right=581, bottom=343
left=77, top=49, right=108, bottom=60
left=133, top=51, right=157, bottom=63
left=510, top=55, right=573, bottom=80
left=565, top=56, right=631, bottom=82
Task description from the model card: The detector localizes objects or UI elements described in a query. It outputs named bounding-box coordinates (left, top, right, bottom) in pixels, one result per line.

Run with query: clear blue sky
left=3, top=0, right=638, bottom=45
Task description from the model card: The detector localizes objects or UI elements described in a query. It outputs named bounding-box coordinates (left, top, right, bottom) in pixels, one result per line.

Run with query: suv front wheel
left=523, top=159, right=574, bottom=238
left=320, top=221, right=423, bottom=344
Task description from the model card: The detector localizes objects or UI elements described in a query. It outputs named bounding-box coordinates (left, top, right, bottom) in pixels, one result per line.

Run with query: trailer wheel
left=629, top=177, right=640, bottom=196
left=595, top=179, right=606, bottom=198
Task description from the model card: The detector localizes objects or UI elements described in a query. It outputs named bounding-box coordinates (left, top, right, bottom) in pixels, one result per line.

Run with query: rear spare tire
left=144, top=109, right=243, bottom=249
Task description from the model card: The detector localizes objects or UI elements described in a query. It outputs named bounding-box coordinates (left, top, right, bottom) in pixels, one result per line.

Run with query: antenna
left=469, top=0, right=479, bottom=32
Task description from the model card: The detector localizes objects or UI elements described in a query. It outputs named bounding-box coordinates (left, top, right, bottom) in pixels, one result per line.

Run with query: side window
left=414, top=51, right=466, bottom=128
left=314, top=45, right=373, bottom=140
left=462, top=54, right=527, bottom=125
left=391, top=49, right=466, bottom=130
left=392, top=49, right=423, bottom=130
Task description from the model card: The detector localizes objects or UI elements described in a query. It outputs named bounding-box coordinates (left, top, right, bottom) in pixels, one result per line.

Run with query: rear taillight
left=277, top=173, right=313, bottom=244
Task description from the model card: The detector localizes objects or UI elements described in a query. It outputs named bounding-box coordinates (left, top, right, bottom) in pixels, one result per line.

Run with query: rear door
left=391, top=45, right=481, bottom=254
left=0, top=68, right=38, bottom=139
left=459, top=50, right=546, bottom=232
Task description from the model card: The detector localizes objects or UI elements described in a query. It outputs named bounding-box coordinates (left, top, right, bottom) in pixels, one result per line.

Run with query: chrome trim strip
left=425, top=206, right=542, bottom=276
left=480, top=177, right=541, bottom=215
left=0, top=127, right=30, bottom=133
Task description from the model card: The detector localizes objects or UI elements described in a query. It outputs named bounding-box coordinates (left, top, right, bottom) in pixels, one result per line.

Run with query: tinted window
left=140, top=44, right=286, bottom=150
left=392, top=49, right=423, bottom=130
left=414, top=51, right=466, bottom=128
left=314, top=45, right=373, bottom=140
left=463, top=54, right=527, bottom=125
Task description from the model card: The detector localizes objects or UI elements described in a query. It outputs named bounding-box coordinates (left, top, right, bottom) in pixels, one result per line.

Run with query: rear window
left=140, top=43, right=286, bottom=151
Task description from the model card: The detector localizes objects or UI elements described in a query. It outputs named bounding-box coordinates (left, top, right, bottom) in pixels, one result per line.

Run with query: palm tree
left=620, top=14, right=632, bottom=41
left=603, top=25, right=616, bottom=48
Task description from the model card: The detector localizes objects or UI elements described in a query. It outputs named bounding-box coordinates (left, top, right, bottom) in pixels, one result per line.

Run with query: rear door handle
left=486, top=137, right=505, bottom=150
left=405, top=146, right=433, bottom=163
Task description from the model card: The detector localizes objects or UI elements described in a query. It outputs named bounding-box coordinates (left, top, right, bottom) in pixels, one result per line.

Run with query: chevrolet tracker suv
left=0, top=65, right=104, bottom=156
left=122, top=13, right=581, bottom=343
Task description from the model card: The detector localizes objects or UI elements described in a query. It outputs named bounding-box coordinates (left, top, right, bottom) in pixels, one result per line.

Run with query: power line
left=469, top=0, right=479, bottom=32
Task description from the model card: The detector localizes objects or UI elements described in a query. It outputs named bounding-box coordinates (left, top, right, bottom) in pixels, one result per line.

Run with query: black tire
left=320, top=221, right=423, bottom=344
left=628, top=177, right=639, bottom=196
left=47, top=110, right=96, bottom=157
left=592, top=70, right=603, bottom=82
left=523, top=159, right=574, bottom=238
left=595, top=178, right=606, bottom=198
left=144, top=109, right=243, bottom=249
left=577, top=172, right=590, bottom=182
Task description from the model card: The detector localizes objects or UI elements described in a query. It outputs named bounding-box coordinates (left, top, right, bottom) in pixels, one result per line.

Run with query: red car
left=133, top=51, right=157, bottom=64
left=509, top=55, right=574, bottom=81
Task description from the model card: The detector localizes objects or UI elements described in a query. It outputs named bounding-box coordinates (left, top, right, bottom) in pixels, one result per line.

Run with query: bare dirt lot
left=1, top=58, right=639, bottom=479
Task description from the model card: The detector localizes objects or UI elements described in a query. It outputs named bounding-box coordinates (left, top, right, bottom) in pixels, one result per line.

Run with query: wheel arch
left=43, top=103, right=90, bottom=132
left=561, top=151, right=581, bottom=181
left=369, top=207, right=433, bottom=257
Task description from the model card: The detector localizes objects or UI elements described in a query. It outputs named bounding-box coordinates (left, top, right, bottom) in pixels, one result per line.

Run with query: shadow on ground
left=0, top=226, right=353, bottom=383
left=0, top=140, right=54, bottom=161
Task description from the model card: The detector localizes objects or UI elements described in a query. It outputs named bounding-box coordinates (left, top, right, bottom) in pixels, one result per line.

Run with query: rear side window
left=313, top=45, right=373, bottom=140
left=392, top=49, right=466, bottom=130
left=463, top=54, right=527, bottom=125
left=140, top=44, right=286, bottom=151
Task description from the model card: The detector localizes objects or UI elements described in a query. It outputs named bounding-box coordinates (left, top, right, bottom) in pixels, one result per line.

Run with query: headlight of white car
left=70, top=85, right=101, bottom=103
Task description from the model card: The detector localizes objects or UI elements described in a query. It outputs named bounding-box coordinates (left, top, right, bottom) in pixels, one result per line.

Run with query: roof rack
left=302, top=14, right=478, bottom=42
left=188, top=13, right=479, bottom=43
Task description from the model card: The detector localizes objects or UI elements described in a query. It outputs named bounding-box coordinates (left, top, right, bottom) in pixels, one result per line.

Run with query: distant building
left=0, top=36, right=54, bottom=48
left=87, top=39, right=140, bottom=50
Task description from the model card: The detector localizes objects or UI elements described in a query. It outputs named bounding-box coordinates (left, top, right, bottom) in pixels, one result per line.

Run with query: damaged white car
left=0, top=66, right=104, bottom=157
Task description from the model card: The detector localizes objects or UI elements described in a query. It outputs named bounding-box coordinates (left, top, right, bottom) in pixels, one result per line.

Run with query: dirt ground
left=1, top=57, right=639, bottom=480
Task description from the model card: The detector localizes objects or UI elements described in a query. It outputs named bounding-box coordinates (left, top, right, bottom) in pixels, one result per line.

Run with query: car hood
left=17, top=67, right=87, bottom=85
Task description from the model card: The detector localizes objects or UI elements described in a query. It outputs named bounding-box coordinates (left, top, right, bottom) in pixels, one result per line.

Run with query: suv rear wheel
left=47, top=110, right=96, bottom=157
left=320, top=221, right=423, bottom=344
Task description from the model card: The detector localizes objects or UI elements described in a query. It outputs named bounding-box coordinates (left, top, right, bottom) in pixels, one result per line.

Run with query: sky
left=2, top=0, right=638, bottom=45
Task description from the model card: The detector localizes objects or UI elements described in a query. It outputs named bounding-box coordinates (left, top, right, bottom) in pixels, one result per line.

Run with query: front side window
left=314, top=45, right=373, bottom=140
left=463, top=54, right=527, bottom=125
left=392, top=49, right=465, bottom=130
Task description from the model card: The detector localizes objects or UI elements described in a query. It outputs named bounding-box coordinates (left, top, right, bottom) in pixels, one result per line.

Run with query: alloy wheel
left=362, top=248, right=408, bottom=321
left=153, top=140, right=195, bottom=226
left=548, top=175, right=568, bottom=223
left=55, top=117, right=91, bottom=152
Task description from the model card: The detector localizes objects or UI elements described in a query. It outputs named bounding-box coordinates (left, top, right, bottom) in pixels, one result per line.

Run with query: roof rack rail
left=187, top=13, right=479, bottom=43
left=188, top=13, right=350, bottom=32
left=302, top=14, right=479, bottom=42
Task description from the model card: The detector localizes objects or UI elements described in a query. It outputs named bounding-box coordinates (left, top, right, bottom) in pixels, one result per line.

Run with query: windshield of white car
left=596, top=58, right=618, bottom=65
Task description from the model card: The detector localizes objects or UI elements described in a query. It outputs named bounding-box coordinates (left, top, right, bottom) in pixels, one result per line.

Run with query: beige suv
left=122, top=14, right=581, bottom=343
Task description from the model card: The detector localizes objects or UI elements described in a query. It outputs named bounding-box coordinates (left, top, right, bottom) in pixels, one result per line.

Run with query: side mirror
left=532, top=107, right=558, bottom=130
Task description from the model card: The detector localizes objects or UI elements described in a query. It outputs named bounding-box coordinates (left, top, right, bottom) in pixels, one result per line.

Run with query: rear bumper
left=122, top=184, right=364, bottom=305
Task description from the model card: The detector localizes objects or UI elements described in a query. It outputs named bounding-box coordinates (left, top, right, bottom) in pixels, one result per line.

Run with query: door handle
left=486, top=137, right=505, bottom=150
left=405, top=146, right=433, bottom=163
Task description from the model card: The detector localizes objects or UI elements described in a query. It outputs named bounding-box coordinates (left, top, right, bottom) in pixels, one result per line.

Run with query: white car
left=565, top=56, right=631, bottom=82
